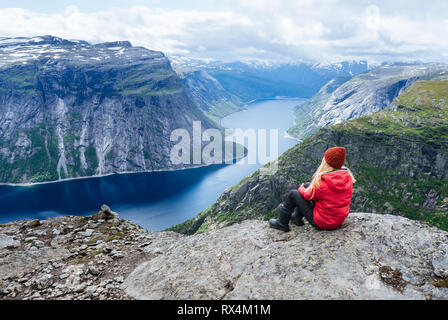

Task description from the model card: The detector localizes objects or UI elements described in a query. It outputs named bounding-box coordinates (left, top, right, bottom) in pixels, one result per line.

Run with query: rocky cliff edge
left=1, top=208, right=447, bottom=300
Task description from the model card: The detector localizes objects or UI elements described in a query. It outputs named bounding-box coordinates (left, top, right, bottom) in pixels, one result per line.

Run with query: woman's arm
left=298, top=183, right=319, bottom=201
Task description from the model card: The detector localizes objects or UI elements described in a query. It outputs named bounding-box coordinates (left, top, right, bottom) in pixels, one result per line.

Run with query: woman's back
left=310, top=169, right=353, bottom=229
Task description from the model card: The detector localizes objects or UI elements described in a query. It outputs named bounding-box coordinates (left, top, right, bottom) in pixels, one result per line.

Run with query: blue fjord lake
left=0, top=98, right=305, bottom=231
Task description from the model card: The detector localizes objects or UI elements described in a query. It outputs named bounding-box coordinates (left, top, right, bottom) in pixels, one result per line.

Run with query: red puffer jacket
left=298, top=169, right=353, bottom=229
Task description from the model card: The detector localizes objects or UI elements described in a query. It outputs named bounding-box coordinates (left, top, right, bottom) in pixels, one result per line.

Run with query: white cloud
left=0, top=1, right=447, bottom=63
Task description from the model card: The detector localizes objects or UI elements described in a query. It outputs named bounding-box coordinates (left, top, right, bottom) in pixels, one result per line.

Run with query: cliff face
left=0, top=36, right=219, bottom=184
left=287, top=76, right=351, bottom=139
left=178, top=69, right=245, bottom=121
left=170, top=80, right=448, bottom=234
left=288, top=63, right=448, bottom=140
left=1, top=210, right=447, bottom=300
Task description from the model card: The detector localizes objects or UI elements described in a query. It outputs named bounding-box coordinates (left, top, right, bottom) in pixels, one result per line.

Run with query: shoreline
left=1, top=97, right=307, bottom=188
left=283, top=107, right=302, bottom=142
left=220, top=96, right=308, bottom=126
left=245, top=96, right=308, bottom=106
left=0, top=158, right=245, bottom=188
left=283, top=131, right=302, bottom=142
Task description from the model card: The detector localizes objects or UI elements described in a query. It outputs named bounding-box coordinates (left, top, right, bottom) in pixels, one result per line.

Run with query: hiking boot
left=291, top=209, right=305, bottom=226
left=269, top=205, right=292, bottom=232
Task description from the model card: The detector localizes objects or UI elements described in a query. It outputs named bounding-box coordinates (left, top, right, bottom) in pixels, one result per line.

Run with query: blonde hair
left=305, top=157, right=356, bottom=197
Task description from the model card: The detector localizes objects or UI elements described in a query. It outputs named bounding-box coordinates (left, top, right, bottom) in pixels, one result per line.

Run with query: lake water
left=0, top=98, right=305, bottom=231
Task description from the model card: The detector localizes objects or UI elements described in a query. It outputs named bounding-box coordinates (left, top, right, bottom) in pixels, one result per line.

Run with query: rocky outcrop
left=126, top=213, right=448, bottom=300
left=0, top=205, right=182, bottom=300
left=0, top=36, right=222, bottom=184
left=1, top=209, right=448, bottom=300
left=92, top=204, right=120, bottom=223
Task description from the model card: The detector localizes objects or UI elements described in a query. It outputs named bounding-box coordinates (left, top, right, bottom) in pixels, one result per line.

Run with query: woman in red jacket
left=269, top=147, right=356, bottom=232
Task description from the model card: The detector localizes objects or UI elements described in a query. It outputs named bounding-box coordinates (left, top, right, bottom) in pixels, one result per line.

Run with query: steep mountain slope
left=0, top=36, right=221, bottom=184
left=171, top=57, right=369, bottom=102
left=287, top=76, right=351, bottom=139
left=288, top=63, right=448, bottom=140
left=170, top=80, right=448, bottom=234
left=178, top=69, right=245, bottom=121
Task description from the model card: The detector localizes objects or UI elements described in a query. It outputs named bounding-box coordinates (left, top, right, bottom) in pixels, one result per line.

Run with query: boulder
left=123, top=213, right=448, bottom=300
left=92, top=204, right=119, bottom=222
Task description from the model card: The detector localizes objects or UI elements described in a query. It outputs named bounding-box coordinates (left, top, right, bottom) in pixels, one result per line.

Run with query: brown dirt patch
left=379, top=265, right=407, bottom=292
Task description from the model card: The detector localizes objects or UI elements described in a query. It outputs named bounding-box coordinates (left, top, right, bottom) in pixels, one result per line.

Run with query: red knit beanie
left=324, top=147, right=346, bottom=169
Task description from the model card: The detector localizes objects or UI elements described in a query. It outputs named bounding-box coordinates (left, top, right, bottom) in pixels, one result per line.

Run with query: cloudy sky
left=0, top=0, right=447, bottom=64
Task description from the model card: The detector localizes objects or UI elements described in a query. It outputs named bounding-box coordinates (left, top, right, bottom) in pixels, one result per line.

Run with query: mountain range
left=0, top=36, right=371, bottom=184
left=288, top=63, right=448, bottom=140
left=170, top=56, right=369, bottom=102
left=0, top=36, right=227, bottom=184
left=1, top=35, right=447, bottom=233
left=1, top=35, right=447, bottom=301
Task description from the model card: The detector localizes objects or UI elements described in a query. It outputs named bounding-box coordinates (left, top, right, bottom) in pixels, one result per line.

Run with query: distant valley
left=1, top=35, right=447, bottom=233
left=172, top=79, right=448, bottom=234
left=0, top=36, right=369, bottom=184
left=171, top=56, right=369, bottom=102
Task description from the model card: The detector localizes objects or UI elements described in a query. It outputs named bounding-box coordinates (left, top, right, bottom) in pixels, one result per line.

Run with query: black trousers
left=283, top=188, right=320, bottom=229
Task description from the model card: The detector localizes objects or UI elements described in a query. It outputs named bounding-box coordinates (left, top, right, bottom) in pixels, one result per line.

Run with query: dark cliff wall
left=0, top=36, right=219, bottom=183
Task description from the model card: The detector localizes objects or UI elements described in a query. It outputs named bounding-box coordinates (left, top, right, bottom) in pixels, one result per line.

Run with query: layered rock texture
left=288, top=63, right=448, bottom=140
left=1, top=210, right=447, bottom=300
left=171, top=80, right=448, bottom=234
left=0, top=36, right=222, bottom=184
